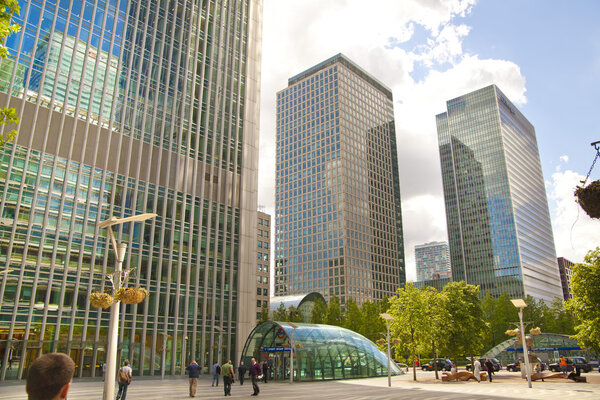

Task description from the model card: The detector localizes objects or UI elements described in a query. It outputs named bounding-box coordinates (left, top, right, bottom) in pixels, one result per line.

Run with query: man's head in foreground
left=26, top=353, right=75, bottom=400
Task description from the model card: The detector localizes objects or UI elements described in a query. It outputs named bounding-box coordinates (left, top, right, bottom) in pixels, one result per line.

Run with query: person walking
left=186, top=360, right=201, bottom=397
left=249, top=357, right=261, bottom=396
left=116, top=360, right=132, bottom=400
left=238, top=361, right=247, bottom=385
left=212, top=362, right=221, bottom=387
left=261, top=360, right=269, bottom=383
left=473, top=358, right=481, bottom=383
left=484, top=358, right=494, bottom=382
left=221, top=359, right=234, bottom=396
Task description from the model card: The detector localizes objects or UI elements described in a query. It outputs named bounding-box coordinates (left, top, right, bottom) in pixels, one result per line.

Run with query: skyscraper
left=274, top=54, right=405, bottom=304
left=436, top=85, right=561, bottom=302
left=256, top=211, right=271, bottom=319
left=415, top=241, right=451, bottom=282
left=557, top=257, right=575, bottom=301
left=0, top=0, right=262, bottom=381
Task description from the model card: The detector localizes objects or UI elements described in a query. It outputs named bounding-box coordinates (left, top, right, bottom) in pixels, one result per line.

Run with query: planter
left=115, top=287, right=149, bottom=304
left=575, top=180, right=600, bottom=218
left=89, top=292, right=114, bottom=309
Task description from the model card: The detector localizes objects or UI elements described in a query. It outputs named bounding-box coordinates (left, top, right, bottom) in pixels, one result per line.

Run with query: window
left=257, top=300, right=261, bottom=307
left=263, top=288, right=268, bottom=296
left=257, top=288, right=262, bottom=295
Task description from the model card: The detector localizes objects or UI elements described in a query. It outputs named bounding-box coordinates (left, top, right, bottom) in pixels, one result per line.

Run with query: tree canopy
left=0, top=0, right=20, bottom=147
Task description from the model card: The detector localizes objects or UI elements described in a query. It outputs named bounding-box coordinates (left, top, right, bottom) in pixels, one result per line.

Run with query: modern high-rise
left=557, top=257, right=575, bottom=301
left=436, top=85, right=562, bottom=302
left=274, top=54, right=405, bottom=305
left=0, top=0, right=263, bottom=381
left=256, top=211, right=270, bottom=319
left=415, top=241, right=451, bottom=282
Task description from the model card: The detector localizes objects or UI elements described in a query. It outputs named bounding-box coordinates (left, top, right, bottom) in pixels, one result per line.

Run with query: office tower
left=436, top=85, right=561, bottom=302
left=0, top=0, right=262, bottom=381
left=256, top=211, right=271, bottom=319
left=415, top=241, right=451, bottom=282
left=274, top=54, right=405, bottom=304
left=557, top=257, right=575, bottom=301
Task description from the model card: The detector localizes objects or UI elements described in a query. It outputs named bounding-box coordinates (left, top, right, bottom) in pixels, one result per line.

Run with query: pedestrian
left=116, top=360, right=132, bottom=400
left=238, top=361, right=247, bottom=385
left=473, top=358, right=481, bottom=382
left=186, top=360, right=201, bottom=397
left=261, top=360, right=269, bottom=383
left=484, top=358, right=494, bottom=382
left=560, top=356, right=567, bottom=375
left=26, top=353, right=75, bottom=400
left=249, top=357, right=261, bottom=396
left=212, top=362, right=221, bottom=387
left=102, top=362, right=106, bottom=381
left=450, top=363, right=457, bottom=375
left=221, top=359, right=234, bottom=396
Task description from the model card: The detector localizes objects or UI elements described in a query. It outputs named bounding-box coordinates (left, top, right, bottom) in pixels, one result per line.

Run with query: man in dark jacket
left=249, top=358, right=262, bottom=396
left=238, top=361, right=247, bottom=385
left=186, top=360, right=202, bottom=397
left=484, top=358, right=494, bottom=382
left=261, top=360, right=269, bottom=383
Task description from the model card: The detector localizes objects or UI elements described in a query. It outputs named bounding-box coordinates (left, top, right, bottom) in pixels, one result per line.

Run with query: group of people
left=472, top=358, right=496, bottom=382
left=188, top=357, right=265, bottom=397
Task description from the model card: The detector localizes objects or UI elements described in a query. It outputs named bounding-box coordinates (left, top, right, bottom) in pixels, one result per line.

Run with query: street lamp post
left=380, top=313, right=395, bottom=388
left=98, top=213, right=156, bottom=400
left=511, top=299, right=532, bottom=389
left=288, top=322, right=298, bottom=384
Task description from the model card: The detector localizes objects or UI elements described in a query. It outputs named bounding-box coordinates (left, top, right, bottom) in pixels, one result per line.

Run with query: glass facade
left=0, top=0, right=263, bottom=381
left=269, top=292, right=326, bottom=322
left=274, top=54, right=405, bottom=305
left=256, top=211, right=270, bottom=320
left=241, top=321, right=402, bottom=381
left=436, top=85, right=561, bottom=302
left=415, top=241, right=450, bottom=282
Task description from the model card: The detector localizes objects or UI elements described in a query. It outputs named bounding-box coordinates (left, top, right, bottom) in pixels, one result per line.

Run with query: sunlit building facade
left=274, top=54, right=405, bottom=305
left=0, top=0, right=263, bottom=381
left=256, top=211, right=270, bottom=319
left=436, top=85, right=561, bottom=302
left=415, top=241, right=450, bottom=282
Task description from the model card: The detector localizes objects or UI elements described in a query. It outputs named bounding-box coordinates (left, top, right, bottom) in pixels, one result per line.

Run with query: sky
left=257, top=0, right=600, bottom=281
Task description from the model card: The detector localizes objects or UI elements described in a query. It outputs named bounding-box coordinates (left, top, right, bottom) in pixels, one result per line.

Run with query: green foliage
left=359, top=300, right=385, bottom=342
left=342, top=298, right=362, bottom=333
left=481, top=291, right=518, bottom=349
left=0, top=0, right=20, bottom=147
left=287, top=305, right=303, bottom=323
left=566, top=248, right=600, bottom=353
left=258, top=303, right=270, bottom=323
left=325, top=295, right=342, bottom=326
left=438, top=281, right=485, bottom=361
left=272, top=302, right=288, bottom=321
left=310, top=298, right=327, bottom=324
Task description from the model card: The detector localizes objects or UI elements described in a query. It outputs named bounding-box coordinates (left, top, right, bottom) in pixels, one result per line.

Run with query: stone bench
left=442, top=371, right=487, bottom=382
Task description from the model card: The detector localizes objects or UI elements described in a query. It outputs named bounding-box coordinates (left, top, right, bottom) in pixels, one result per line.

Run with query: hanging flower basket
left=575, top=180, right=600, bottom=218
left=89, top=292, right=114, bottom=309
left=115, top=287, right=149, bottom=304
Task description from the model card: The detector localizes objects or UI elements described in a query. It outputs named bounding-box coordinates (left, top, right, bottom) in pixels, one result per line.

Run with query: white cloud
left=547, top=170, right=600, bottom=263
left=560, top=155, right=569, bottom=163
left=259, top=0, right=532, bottom=283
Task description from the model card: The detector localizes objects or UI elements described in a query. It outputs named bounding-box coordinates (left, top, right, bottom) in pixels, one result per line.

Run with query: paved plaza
left=2, top=371, right=600, bottom=400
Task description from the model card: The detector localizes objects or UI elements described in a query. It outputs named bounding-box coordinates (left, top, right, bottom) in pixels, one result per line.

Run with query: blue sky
left=259, top=0, right=600, bottom=281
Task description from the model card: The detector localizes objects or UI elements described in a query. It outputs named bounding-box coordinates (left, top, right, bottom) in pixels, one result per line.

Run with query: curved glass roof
left=241, top=321, right=402, bottom=381
left=484, top=333, right=582, bottom=359
left=269, top=292, right=326, bottom=322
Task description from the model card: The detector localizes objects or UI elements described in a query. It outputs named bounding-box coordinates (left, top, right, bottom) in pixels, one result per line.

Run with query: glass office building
left=415, top=241, right=450, bottom=282
left=0, top=0, right=263, bottom=381
left=242, top=321, right=402, bottom=381
left=274, top=54, right=405, bottom=304
left=436, top=85, right=562, bottom=302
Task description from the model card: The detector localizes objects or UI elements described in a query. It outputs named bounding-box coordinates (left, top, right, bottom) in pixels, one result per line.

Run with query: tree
left=325, top=295, right=342, bottom=326
left=566, top=248, right=600, bottom=353
left=360, top=300, right=385, bottom=342
left=287, top=305, right=303, bottom=323
left=272, top=302, right=288, bottom=321
left=481, top=291, right=518, bottom=350
left=0, top=0, right=20, bottom=147
left=388, top=283, right=430, bottom=381
left=342, top=298, right=362, bottom=333
left=545, top=297, right=575, bottom=335
left=310, top=298, right=327, bottom=324
left=438, top=281, right=485, bottom=365
left=258, top=303, right=270, bottom=324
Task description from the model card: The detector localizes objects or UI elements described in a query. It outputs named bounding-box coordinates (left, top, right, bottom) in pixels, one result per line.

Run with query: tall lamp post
left=511, top=299, right=532, bottom=388
left=288, top=322, right=298, bottom=384
left=98, top=213, right=156, bottom=400
left=380, top=313, right=395, bottom=387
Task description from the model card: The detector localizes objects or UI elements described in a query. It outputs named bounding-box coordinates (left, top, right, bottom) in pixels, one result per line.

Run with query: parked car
left=506, top=358, right=546, bottom=372
left=465, top=357, right=501, bottom=372
left=421, top=358, right=453, bottom=371
left=548, top=356, right=592, bottom=373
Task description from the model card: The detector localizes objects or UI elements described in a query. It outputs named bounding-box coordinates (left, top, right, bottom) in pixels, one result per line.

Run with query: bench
left=442, top=371, right=487, bottom=382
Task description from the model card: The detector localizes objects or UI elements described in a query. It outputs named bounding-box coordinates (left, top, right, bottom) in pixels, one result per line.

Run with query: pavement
left=1, top=370, right=599, bottom=399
